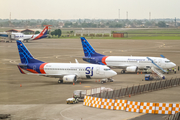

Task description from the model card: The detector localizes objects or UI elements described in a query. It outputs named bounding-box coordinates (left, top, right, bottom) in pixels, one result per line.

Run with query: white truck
left=66, top=98, right=79, bottom=104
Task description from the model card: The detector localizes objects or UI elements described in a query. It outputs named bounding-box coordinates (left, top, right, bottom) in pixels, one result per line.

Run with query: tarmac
left=0, top=38, right=180, bottom=120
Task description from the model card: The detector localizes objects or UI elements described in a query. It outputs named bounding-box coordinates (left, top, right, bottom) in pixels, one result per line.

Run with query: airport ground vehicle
left=66, top=98, right=79, bottom=104
left=145, top=74, right=154, bottom=81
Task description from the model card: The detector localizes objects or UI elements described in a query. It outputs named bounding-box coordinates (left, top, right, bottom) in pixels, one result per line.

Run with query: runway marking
left=59, top=104, right=82, bottom=120
left=10, top=60, right=17, bottom=64
left=84, top=86, right=91, bottom=88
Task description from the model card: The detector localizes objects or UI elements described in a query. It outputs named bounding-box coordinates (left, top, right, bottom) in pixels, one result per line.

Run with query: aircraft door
left=96, top=66, right=100, bottom=74
left=11, top=34, right=15, bottom=39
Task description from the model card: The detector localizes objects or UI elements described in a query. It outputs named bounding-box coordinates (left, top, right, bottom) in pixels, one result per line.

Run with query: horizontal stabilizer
left=82, top=57, right=91, bottom=60
left=17, top=65, right=26, bottom=74
left=75, top=59, right=79, bottom=64
left=160, top=55, right=165, bottom=58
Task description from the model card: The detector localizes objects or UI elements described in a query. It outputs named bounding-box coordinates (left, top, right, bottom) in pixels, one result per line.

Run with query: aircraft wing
left=38, top=74, right=66, bottom=78
left=26, top=73, right=70, bottom=78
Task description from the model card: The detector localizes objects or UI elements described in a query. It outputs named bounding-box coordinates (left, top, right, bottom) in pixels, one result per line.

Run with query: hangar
left=5, top=29, right=42, bottom=34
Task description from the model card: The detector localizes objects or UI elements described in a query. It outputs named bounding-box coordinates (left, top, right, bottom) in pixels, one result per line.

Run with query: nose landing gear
left=100, top=78, right=114, bottom=84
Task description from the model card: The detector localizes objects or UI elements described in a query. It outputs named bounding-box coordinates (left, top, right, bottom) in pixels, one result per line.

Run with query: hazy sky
left=0, top=0, right=180, bottom=20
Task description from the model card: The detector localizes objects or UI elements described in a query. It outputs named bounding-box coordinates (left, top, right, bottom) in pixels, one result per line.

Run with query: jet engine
left=126, top=66, right=138, bottom=72
left=62, top=75, right=77, bottom=83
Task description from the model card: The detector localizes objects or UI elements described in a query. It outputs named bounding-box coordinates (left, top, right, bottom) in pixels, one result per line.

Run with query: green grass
left=115, top=29, right=180, bottom=34
left=49, top=35, right=180, bottom=40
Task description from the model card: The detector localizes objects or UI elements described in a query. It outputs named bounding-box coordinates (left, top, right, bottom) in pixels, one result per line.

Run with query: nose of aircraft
left=172, top=62, right=176, bottom=68
left=109, top=70, right=117, bottom=77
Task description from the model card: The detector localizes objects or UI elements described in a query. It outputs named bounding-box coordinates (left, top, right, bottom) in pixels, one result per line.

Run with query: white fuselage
left=104, top=56, right=176, bottom=70
left=42, top=63, right=117, bottom=79
left=11, top=33, right=39, bottom=40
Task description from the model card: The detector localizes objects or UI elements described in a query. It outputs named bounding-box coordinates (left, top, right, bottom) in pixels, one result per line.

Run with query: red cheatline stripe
left=39, top=63, right=48, bottom=74
left=27, top=69, right=38, bottom=73
left=102, top=56, right=108, bottom=65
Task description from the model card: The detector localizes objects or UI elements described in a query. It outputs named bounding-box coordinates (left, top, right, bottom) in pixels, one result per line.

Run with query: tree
left=51, top=31, right=55, bottom=37
left=35, top=31, right=40, bottom=34
left=157, top=21, right=166, bottom=27
left=54, top=29, right=62, bottom=38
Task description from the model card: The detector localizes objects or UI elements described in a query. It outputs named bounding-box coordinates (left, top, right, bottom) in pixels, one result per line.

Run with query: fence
left=91, top=78, right=180, bottom=99
left=73, top=87, right=113, bottom=99
left=83, top=96, right=180, bottom=115
left=166, top=112, right=180, bottom=120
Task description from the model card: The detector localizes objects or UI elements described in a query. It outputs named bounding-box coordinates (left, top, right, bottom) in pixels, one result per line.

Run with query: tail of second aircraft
left=80, top=37, right=105, bottom=57
left=33, top=25, right=50, bottom=40
left=16, top=40, right=44, bottom=64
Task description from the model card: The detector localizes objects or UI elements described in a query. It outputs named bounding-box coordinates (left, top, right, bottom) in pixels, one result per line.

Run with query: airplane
left=16, top=40, right=117, bottom=84
left=80, top=37, right=176, bottom=74
left=0, top=25, right=50, bottom=42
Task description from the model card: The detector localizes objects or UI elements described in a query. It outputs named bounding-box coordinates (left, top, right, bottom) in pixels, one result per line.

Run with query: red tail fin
left=33, top=25, right=51, bottom=40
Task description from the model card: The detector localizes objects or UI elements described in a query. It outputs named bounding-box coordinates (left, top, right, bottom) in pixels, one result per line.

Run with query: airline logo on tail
left=33, top=25, right=51, bottom=40
left=81, top=37, right=104, bottom=57
left=81, top=37, right=108, bottom=65
left=16, top=40, right=44, bottom=64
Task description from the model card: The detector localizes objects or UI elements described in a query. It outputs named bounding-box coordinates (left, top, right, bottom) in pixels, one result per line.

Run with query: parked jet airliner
left=80, top=37, right=176, bottom=73
left=0, top=25, right=50, bottom=42
left=16, top=40, right=117, bottom=83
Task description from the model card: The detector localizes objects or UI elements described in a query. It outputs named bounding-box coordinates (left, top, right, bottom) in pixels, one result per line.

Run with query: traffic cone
left=141, top=72, right=142, bottom=74
left=73, top=83, right=75, bottom=85
left=137, top=72, right=139, bottom=75
left=99, top=79, right=100, bottom=82
left=129, top=94, right=131, bottom=98
left=80, top=82, right=81, bottom=85
left=20, top=84, right=22, bottom=87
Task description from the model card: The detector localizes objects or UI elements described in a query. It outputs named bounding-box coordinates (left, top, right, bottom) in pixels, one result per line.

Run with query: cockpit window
left=165, top=61, right=170, bottom=63
left=104, top=68, right=111, bottom=71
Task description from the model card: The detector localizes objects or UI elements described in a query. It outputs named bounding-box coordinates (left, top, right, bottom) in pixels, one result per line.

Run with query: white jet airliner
left=0, top=25, right=50, bottom=42
left=80, top=37, right=176, bottom=73
left=16, top=40, right=117, bottom=83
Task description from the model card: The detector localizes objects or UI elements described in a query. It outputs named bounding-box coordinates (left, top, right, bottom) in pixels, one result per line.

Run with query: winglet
left=75, top=59, right=79, bottom=64
left=160, top=55, right=165, bottom=58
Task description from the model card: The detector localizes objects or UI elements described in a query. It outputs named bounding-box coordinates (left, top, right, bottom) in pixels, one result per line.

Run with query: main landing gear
left=58, top=79, right=63, bottom=84
left=121, top=70, right=126, bottom=74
